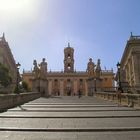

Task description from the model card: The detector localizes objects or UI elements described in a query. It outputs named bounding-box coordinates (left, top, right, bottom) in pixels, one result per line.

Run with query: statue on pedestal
left=33, top=60, right=40, bottom=79
left=40, top=58, right=47, bottom=79
left=95, top=59, right=101, bottom=78
left=87, top=58, right=95, bottom=76
left=32, top=58, right=48, bottom=95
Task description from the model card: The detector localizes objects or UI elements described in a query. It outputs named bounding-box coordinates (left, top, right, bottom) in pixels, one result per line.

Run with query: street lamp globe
left=16, top=62, right=21, bottom=69
left=117, top=62, right=120, bottom=69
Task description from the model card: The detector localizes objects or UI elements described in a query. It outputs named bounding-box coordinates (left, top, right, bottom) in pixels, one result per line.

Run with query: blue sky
left=0, top=0, right=140, bottom=72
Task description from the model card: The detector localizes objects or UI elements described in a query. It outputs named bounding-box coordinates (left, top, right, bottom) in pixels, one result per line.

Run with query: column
left=132, top=55, right=136, bottom=86
left=124, top=65, right=127, bottom=82
left=73, top=79, right=78, bottom=95
left=132, top=55, right=140, bottom=86
left=128, top=60, right=131, bottom=85
left=60, top=79, right=64, bottom=96
left=84, top=79, right=88, bottom=96
left=48, top=79, right=52, bottom=95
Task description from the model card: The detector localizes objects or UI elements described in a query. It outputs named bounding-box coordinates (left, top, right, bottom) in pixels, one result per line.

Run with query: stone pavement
left=0, top=96, right=140, bottom=140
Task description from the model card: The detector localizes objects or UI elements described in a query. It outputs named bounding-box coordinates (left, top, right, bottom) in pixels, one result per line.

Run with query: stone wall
left=0, top=92, right=41, bottom=111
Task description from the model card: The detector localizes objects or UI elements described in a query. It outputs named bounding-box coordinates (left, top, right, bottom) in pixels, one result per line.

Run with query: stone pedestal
left=87, top=78, right=94, bottom=96
left=32, top=79, right=48, bottom=96
left=40, top=79, right=48, bottom=96
left=32, top=79, right=40, bottom=92
left=87, top=77, right=102, bottom=96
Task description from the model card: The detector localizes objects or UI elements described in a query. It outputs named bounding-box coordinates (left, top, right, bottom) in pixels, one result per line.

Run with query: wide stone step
left=2, top=110, right=140, bottom=117
left=0, top=115, right=140, bottom=118
left=0, top=127, right=140, bottom=132
left=0, top=118, right=140, bottom=128
left=0, top=97, right=140, bottom=140
left=23, top=104, right=118, bottom=108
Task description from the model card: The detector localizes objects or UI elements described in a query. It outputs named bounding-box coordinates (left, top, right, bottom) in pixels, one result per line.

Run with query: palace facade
left=22, top=43, right=114, bottom=96
left=0, top=33, right=17, bottom=91
left=117, top=33, right=140, bottom=92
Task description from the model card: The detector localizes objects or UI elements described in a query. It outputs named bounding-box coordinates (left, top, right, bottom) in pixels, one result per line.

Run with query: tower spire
left=131, top=32, right=133, bottom=37
left=2, top=32, right=6, bottom=42
left=68, top=42, right=70, bottom=47
left=64, top=42, right=74, bottom=73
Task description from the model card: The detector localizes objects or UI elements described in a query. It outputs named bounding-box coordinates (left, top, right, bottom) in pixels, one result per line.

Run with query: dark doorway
left=67, top=88, right=71, bottom=96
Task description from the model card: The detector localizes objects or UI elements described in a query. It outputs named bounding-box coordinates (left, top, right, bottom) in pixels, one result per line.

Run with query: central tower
left=64, top=43, right=74, bottom=73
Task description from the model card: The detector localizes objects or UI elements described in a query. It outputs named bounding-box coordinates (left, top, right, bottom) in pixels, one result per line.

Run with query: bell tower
left=64, top=43, right=74, bottom=73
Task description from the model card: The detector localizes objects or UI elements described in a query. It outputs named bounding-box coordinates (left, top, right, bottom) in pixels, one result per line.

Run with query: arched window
left=67, top=53, right=71, bottom=58
left=67, top=64, right=71, bottom=70
left=54, top=79, right=58, bottom=86
left=79, top=79, right=83, bottom=85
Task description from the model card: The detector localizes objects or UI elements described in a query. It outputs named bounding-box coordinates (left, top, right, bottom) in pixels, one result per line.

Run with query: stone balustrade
left=95, top=91, right=140, bottom=107
left=0, top=92, right=41, bottom=112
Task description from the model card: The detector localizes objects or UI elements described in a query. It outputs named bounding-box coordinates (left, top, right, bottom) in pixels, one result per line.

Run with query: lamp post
left=16, top=62, right=21, bottom=94
left=116, top=62, right=122, bottom=92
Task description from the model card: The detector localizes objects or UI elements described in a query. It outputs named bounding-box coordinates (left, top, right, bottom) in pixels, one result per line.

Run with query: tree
left=22, top=81, right=30, bottom=92
left=0, top=63, right=12, bottom=87
left=14, top=81, right=30, bottom=93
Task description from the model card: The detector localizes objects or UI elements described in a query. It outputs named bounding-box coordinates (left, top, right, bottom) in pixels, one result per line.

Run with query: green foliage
left=14, top=85, right=19, bottom=94
left=22, top=81, right=30, bottom=92
left=0, top=63, right=12, bottom=87
left=13, top=81, right=30, bottom=93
